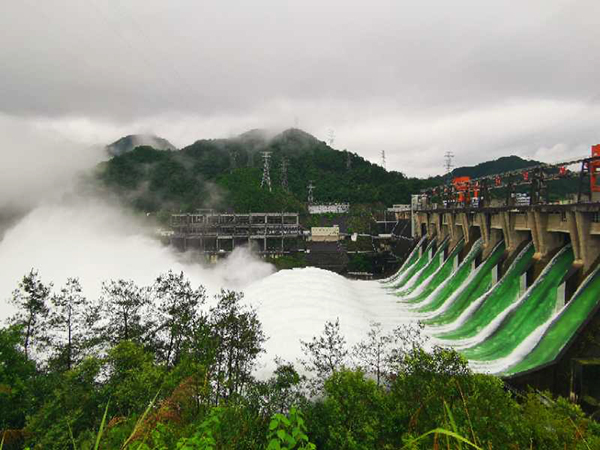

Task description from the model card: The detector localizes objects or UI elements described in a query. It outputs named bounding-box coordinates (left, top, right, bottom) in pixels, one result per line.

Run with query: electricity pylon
left=261, top=152, right=272, bottom=192
left=307, top=181, right=315, bottom=203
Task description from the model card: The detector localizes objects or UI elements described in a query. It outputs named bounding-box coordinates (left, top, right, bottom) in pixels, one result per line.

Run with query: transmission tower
left=346, top=151, right=352, bottom=170
left=307, top=181, right=315, bottom=204
left=261, top=152, right=272, bottom=192
left=327, top=128, right=335, bottom=147
left=444, top=151, right=454, bottom=182
left=381, top=150, right=387, bottom=170
left=281, top=156, right=289, bottom=191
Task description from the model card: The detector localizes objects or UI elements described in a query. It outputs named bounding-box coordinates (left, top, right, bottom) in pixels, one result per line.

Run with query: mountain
left=451, top=155, right=540, bottom=179
left=98, top=128, right=428, bottom=214
left=106, top=134, right=177, bottom=157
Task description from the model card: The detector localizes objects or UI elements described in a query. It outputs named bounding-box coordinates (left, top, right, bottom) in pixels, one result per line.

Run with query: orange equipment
left=559, top=166, right=566, bottom=177
left=495, top=175, right=501, bottom=186
left=591, top=145, right=600, bottom=193
left=523, top=171, right=529, bottom=182
left=472, top=181, right=480, bottom=199
left=453, top=176, right=471, bottom=203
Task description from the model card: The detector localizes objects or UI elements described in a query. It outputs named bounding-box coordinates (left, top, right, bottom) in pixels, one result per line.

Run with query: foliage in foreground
left=1, top=271, right=599, bottom=449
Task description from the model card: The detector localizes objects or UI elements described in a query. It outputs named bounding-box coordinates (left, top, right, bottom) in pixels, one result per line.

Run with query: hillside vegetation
left=98, top=129, right=430, bottom=214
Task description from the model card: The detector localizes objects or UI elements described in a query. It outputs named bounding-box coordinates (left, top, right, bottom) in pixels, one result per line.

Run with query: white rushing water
left=243, top=267, right=422, bottom=378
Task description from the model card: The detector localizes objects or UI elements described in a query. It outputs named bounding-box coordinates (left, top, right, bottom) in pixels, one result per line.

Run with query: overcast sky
left=2, top=0, right=600, bottom=176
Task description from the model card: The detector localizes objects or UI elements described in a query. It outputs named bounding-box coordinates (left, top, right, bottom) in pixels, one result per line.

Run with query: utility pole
left=381, top=150, right=387, bottom=170
left=281, top=156, right=289, bottom=191
left=261, top=152, right=272, bottom=192
left=307, top=180, right=315, bottom=204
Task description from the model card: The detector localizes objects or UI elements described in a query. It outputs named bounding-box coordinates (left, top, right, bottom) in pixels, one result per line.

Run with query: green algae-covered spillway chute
left=415, top=239, right=483, bottom=314
left=403, top=239, right=464, bottom=305
left=502, top=262, right=600, bottom=376
left=424, top=241, right=505, bottom=326
left=395, top=237, right=449, bottom=297
left=387, top=238, right=436, bottom=290
left=435, top=243, right=535, bottom=341
left=460, top=245, right=575, bottom=363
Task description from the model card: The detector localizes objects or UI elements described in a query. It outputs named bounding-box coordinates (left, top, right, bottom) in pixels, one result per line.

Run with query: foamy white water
left=243, top=267, right=422, bottom=378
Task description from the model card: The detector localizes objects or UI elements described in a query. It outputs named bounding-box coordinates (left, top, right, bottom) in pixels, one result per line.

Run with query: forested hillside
left=98, top=129, right=430, bottom=214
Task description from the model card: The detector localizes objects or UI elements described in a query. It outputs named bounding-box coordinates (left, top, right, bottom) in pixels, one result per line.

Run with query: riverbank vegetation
left=1, top=271, right=599, bottom=449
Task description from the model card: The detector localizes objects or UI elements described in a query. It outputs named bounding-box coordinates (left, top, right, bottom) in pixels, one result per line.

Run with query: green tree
left=48, top=278, right=99, bottom=371
left=0, top=326, right=36, bottom=430
left=24, top=357, right=104, bottom=450
left=9, top=270, right=51, bottom=358
left=100, top=279, right=152, bottom=346
left=352, top=322, right=392, bottom=386
left=300, top=319, right=348, bottom=393
left=209, top=290, right=266, bottom=403
left=153, top=271, right=207, bottom=367
left=309, top=370, right=385, bottom=450
left=105, top=341, right=165, bottom=417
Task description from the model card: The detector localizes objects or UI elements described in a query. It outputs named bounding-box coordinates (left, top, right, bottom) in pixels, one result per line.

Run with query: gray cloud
left=1, top=0, right=600, bottom=176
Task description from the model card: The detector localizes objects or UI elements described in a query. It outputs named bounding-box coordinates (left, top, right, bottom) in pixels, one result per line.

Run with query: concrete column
left=446, top=212, right=463, bottom=251
left=501, top=211, right=529, bottom=256
left=478, top=213, right=502, bottom=259
left=567, top=212, right=581, bottom=265
left=531, top=211, right=564, bottom=262
left=415, top=213, right=426, bottom=238
left=426, top=213, right=437, bottom=240
left=434, top=212, right=445, bottom=241
left=575, top=212, right=600, bottom=273
left=527, top=211, right=541, bottom=259
left=458, top=212, right=471, bottom=244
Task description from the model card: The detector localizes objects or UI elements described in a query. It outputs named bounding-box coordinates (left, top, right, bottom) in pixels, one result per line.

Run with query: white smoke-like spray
left=0, top=116, right=275, bottom=320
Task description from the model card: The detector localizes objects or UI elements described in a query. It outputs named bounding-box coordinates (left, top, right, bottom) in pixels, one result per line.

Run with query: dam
left=394, top=147, right=600, bottom=409
left=243, top=147, right=600, bottom=413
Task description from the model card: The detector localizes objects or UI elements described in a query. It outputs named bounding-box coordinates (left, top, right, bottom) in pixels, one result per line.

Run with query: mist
left=0, top=118, right=275, bottom=321
left=0, top=194, right=275, bottom=320
left=0, top=114, right=104, bottom=212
